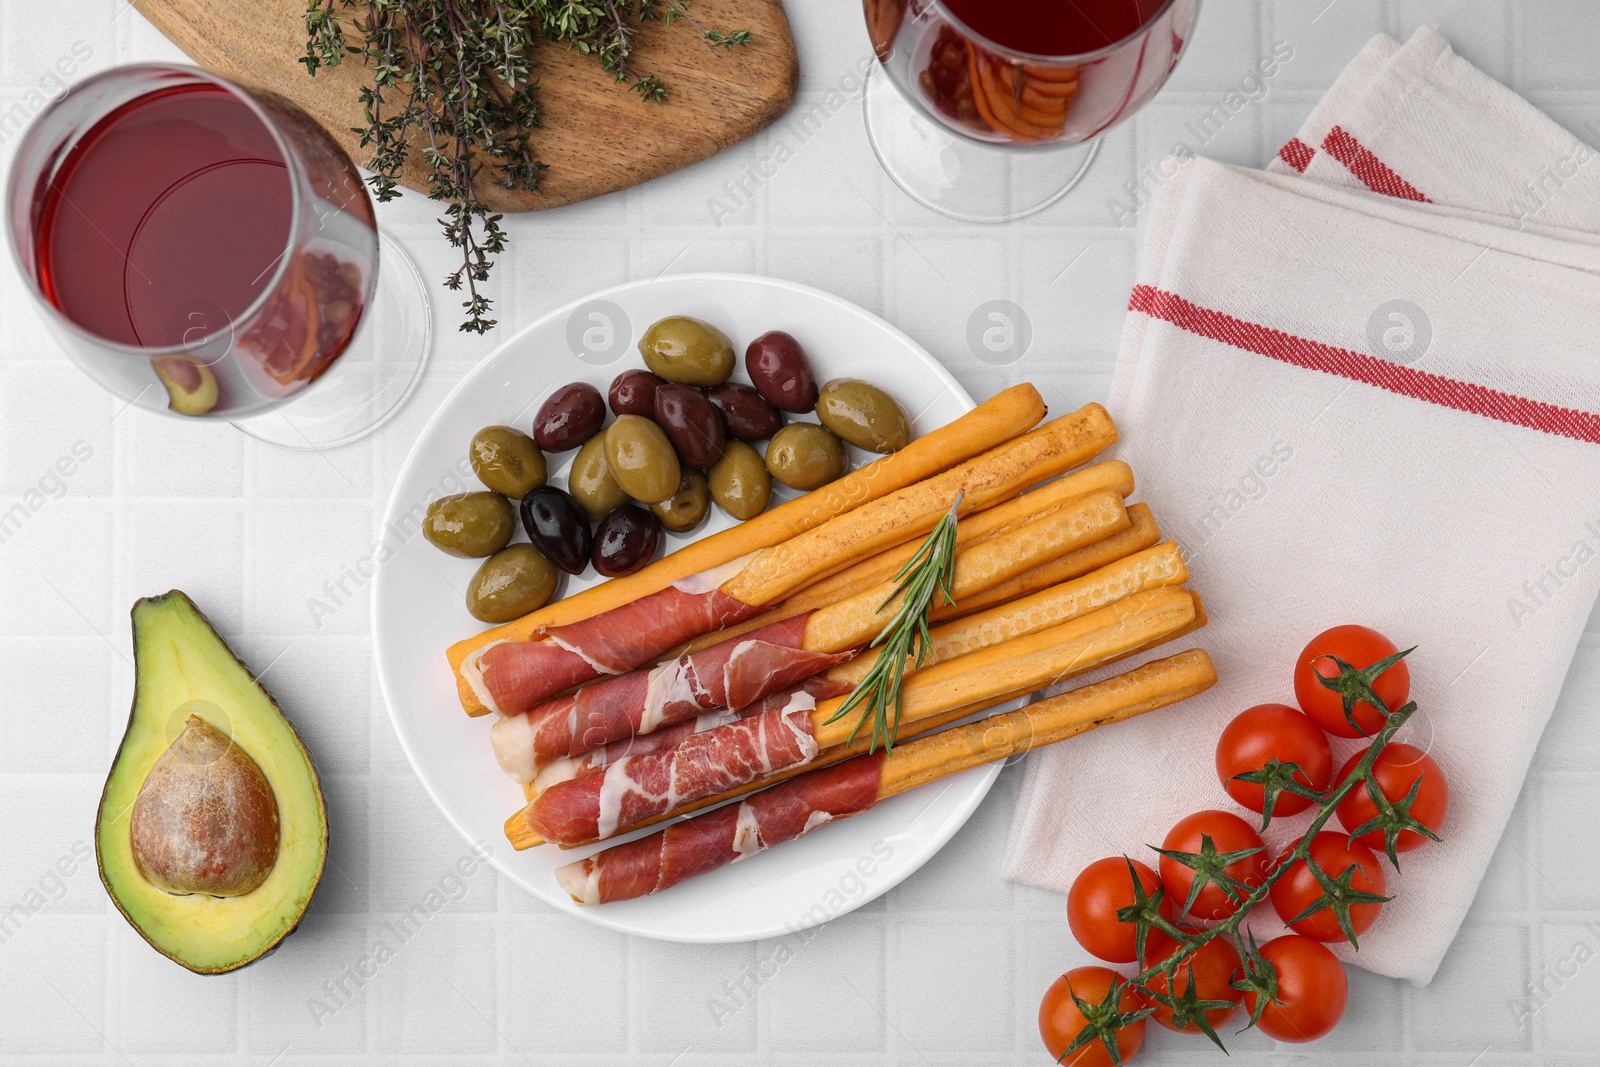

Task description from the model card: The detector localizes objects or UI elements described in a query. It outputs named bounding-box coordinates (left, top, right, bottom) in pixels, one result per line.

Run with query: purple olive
left=533, top=382, right=605, bottom=452
left=745, top=330, right=819, bottom=413
left=653, top=384, right=726, bottom=468
left=705, top=382, right=782, bottom=442
left=608, top=369, right=664, bottom=418
left=593, top=504, right=662, bottom=578
left=519, top=486, right=592, bottom=575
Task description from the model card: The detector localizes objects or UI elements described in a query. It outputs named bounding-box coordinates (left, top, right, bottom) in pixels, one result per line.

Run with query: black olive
left=532, top=382, right=605, bottom=452
left=592, top=504, right=662, bottom=578
left=653, top=384, right=726, bottom=468
left=519, top=486, right=592, bottom=575
left=745, top=330, right=819, bottom=412
left=608, top=369, right=664, bottom=418
left=706, top=382, right=782, bottom=442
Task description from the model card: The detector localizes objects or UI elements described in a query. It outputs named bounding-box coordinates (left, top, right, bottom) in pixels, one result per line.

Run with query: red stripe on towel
left=1277, top=137, right=1314, bottom=173
left=1127, top=284, right=1600, bottom=444
left=1321, top=126, right=1431, bottom=202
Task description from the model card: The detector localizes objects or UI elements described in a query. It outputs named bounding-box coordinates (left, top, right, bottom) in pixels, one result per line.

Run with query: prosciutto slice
left=472, top=560, right=763, bottom=714
left=465, top=638, right=598, bottom=717
left=524, top=692, right=825, bottom=845
left=529, top=677, right=854, bottom=793
left=489, top=613, right=849, bottom=781
left=554, top=752, right=887, bottom=905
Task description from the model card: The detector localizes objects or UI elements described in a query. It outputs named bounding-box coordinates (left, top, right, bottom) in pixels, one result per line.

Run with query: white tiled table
left=2, top=1, right=1598, bottom=1063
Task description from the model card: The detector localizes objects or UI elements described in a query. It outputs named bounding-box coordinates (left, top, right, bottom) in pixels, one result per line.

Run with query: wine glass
left=4, top=64, right=431, bottom=449
left=863, top=0, right=1200, bottom=222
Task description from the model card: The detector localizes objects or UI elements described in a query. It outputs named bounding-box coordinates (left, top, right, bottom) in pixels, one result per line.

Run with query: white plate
left=372, top=273, right=1005, bottom=943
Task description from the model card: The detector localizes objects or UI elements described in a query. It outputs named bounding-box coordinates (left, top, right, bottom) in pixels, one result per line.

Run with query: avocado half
left=96, top=591, right=327, bottom=974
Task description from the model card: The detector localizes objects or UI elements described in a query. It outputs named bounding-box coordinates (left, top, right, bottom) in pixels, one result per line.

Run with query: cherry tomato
left=1038, top=966, right=1146, bottom=1066
left=1067, top=857, right=1172, bottom=964
left=1334, top=743, right=1449, bottom=854
left=1243, top=935, right=1348, bottom=1042
left=1214, top=704, right=1333, bottom=818
left=1157, top=810, right=1270, bottom=921
left=1140, top=928, right=1242, bottom=1034
left=1270, top=831, right=1387, bottom=943
left=1293, top=624, right=1410, bottom=738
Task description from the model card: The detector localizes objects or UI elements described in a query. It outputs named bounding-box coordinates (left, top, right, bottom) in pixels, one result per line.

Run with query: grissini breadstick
left=466, top=404, right=1119, bottom=717
left=804, top=489, right=1128, bottom=649
left=511, top=541, right=1188, bottom=794
left=676, top=459, right=1135, bottom=657
left=812, top=585, right=1195, bottom=749
left=953, top=502, right=1161, bottom=618
left=521, top=586, right=1196, bottom=845
left=721, top=405, right=1118, bottom=608
left=873, top=654, right=1213, bottom=793
left=830, top=541, right=1188, bottom=686
left=503, top=591, right=1210, bottom=849
left=800, top=459, right=1134, bottom=601
left=792, top=594, right=1213, bottom=805
left=553, top=649, right=1218, bottom=905
left=489, top=490, right=1129, bottom=781
left=447, top=383, right=1050, bottom=715
left=675, top=460, right=1139, bottom=659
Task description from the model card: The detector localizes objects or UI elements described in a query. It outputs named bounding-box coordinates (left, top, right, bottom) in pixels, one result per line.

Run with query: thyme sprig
left=302, top=0, right=750, bottom=333
left=826, top=494, right=962, bottom=754
left=1059, top=645, right=1432, bottom=1064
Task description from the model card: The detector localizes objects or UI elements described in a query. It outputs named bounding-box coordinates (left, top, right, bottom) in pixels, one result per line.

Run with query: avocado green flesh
left=97, top=592, right=327, bottom=974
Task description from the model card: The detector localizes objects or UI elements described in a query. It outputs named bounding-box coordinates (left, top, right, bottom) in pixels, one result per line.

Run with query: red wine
left=35, top=84, right=293, bottom=348
left=941, top=0, right=1167, bottom=56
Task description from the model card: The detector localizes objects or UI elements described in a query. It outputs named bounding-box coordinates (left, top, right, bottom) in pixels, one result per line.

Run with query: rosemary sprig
left=1058, top=647, right=1428, bottom=1064
left=302, top=0, right=750, bottom=333
left=825, top=494, right=962, bottom=754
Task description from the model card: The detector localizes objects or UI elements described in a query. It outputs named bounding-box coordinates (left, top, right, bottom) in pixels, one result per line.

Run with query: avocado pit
left=130, top=714, right=280, bottom=897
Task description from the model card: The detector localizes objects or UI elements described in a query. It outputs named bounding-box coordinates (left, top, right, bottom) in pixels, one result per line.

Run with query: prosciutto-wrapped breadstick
left=461, top=404, right=1119, bottom=715
left=554, top=650, right=1218, bottom=905
left=519, top=541, right=1188, bottom=794
left=522, top=585, right=1198, bottom=845
left=448, top=384, right=1052, bottom=715
left=527, top=677, right=857, bottom=795
left=505, top=587, right=1210, bottom=850
left=676, top=459, right=1135, bottom=657
left=489, top=490, right=1129, bottom=780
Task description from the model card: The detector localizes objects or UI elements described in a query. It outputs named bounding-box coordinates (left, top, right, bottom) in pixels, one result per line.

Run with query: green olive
left=569, top=433, right=630, bottom=521
left=423, top=492, right=516, bottom=558
left=638, top=316, right=736, bottom=387
left=465, top=543, right=559, bottom=623
left=650, top=470, right=710, bottom=533
left=469, top=425, right=547, bottom=498
left=708, top=441, right=771, bottom=520
left=815, top=378, right=911, bottom=454
left=765, top=422, right=847, bottom=491
left=603, top=414, right=682, bottom=504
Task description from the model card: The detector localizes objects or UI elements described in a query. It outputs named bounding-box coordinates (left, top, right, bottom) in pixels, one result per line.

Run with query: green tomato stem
left=1123, top=697, right=1416, bottom=992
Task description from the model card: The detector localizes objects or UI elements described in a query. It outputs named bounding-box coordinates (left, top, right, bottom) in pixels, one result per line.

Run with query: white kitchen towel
left=1268, top=31, right=1399, bottom=177
left=1271, top=25, right=1600, bottom=231
left=1003, top=29, right=1600, bottom=985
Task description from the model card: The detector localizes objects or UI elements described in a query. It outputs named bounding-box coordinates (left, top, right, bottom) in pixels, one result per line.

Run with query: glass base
left=863, top=63, right=1100, bottom=224
left=231, top=231, right=432, bottom=449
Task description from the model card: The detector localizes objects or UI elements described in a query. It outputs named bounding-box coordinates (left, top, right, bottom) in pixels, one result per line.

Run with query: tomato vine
left=1059, top=647, right=1430, bottom=1063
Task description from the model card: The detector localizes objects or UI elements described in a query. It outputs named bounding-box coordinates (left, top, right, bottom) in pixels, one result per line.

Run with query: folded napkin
left=1269, top=27, right=1600, bottom=231
left=1003, top=27, right=1600, bottom=984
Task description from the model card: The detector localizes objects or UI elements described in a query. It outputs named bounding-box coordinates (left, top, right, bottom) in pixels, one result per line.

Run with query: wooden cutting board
left=133, top=0, right=798, bottom=212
